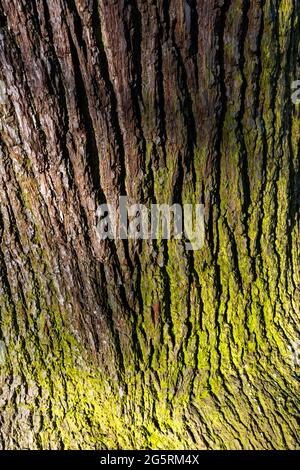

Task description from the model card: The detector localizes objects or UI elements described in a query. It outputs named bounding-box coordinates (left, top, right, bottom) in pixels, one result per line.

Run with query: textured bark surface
left=0, top=0, right=299, bottom=449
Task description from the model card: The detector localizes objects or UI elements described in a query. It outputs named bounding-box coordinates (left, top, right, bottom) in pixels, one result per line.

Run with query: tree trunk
left=0, top=0, right=299, bottom=450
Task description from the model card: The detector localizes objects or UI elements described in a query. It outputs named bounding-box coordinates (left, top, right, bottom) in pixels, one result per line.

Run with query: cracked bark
left=0, top=0, right=299, bottom=449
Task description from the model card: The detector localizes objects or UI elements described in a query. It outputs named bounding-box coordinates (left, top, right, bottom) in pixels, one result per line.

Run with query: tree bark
left=0, top=0, right=299, bottom=449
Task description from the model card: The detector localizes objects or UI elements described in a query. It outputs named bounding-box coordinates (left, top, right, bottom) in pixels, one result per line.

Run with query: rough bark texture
left=0, top=0, right=299, bottom=449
